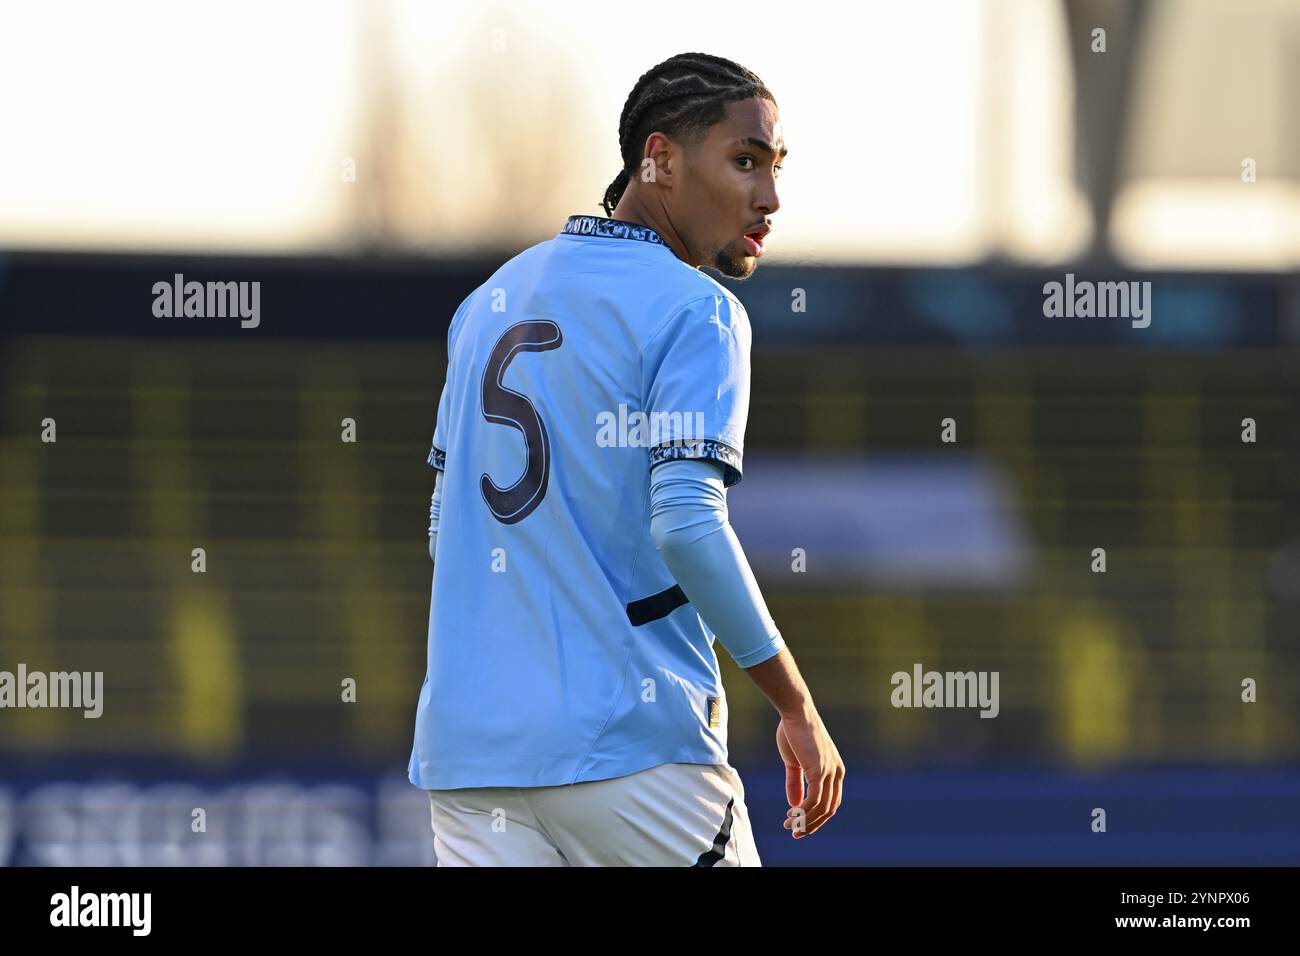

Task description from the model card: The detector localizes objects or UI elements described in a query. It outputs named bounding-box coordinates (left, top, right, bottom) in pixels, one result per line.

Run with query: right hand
left=776, top=710, right=844, bottom=839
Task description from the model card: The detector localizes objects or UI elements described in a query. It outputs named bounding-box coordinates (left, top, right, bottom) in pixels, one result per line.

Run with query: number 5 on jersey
left=479, top=320, right=563, bottom=525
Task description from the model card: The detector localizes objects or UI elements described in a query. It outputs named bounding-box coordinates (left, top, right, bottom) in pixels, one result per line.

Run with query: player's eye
left=736, top=155, right=755, bottom=170
left=774, top=163, right=783, bottom=176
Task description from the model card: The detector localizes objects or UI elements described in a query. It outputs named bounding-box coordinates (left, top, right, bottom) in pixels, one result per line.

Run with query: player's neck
left=608, top=194, right=696, bottom=269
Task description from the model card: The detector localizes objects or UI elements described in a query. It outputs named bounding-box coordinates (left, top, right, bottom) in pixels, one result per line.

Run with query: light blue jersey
left=409, top=214, right=770, bottom=790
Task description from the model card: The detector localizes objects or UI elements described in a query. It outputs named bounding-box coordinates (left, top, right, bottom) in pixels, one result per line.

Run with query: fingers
left=791, top=758, right=845, bottom=839
left=798, top=771, right=826, bottom=829
left=794, top=771, right=831, bottom=838
left=782, top=763, right=802, bottom=832
left=784, top=763, right=802, bottom=808
left=776, top=717, right=846, bottom=840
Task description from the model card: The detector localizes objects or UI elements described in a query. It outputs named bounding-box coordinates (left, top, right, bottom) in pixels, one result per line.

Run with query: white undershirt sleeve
left=428, top=469, right=444, bottom=562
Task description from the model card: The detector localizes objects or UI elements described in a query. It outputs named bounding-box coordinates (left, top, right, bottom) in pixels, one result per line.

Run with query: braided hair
left=601, top=53, right=774, bottom=217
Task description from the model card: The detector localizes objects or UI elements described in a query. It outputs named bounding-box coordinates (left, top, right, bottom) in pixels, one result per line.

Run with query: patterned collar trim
left=561, top=215, right=666, bottom=246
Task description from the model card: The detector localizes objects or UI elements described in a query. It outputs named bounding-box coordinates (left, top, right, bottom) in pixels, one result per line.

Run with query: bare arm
left=743, top=646, right=843, bottom=838
left=742, top=645, right=813, bottom=717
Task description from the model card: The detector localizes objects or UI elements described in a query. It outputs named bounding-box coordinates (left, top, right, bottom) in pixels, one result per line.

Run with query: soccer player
left=410, top=52, right=843, bottom=866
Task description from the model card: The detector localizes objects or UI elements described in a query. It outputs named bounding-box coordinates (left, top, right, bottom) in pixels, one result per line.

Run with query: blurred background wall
left=0, top=0, right=1297, bottom=865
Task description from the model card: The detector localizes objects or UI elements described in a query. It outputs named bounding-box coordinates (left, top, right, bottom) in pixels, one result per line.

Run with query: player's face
left=678, top=98, right=784, bottom=280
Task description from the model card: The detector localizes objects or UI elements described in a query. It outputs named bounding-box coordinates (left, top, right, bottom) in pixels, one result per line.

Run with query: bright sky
left=0, top=0, right=1293, bottom=268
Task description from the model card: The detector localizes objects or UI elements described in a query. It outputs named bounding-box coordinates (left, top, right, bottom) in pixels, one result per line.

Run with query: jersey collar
left=561, top=214, right=666, bottom=246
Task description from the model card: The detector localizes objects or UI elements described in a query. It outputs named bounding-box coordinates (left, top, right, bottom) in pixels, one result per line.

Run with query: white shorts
left=426, top=762, right=761, bottom=867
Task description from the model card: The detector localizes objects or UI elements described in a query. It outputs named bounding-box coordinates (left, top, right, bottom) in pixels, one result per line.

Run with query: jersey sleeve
left=641, top=293, right=752, bottom=488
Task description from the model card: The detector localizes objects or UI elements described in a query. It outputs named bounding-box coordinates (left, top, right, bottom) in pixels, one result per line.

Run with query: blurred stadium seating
left=1, top=252, right=1296, bottom=864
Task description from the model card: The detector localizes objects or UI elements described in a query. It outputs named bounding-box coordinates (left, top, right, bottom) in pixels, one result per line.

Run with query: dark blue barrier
left=2, top=759, right=1296, bottom=866
left=1, top=251, right=1292, bottom=346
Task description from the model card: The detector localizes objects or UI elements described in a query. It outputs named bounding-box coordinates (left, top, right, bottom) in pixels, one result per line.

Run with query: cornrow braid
left=601, top=53, right=775, bottom=217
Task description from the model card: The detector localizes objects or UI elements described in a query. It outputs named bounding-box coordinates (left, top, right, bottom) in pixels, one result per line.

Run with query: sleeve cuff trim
left=648, top=439, right=742, bottom=488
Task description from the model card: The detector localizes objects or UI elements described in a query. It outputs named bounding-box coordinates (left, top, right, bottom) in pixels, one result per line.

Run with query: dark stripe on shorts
left=693, top=797, right=736, bottom=867
left=625, top=584, right=689, bottom=626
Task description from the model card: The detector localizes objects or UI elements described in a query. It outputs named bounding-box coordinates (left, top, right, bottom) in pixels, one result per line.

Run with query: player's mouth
left=742, top=223, right=770, bottom=258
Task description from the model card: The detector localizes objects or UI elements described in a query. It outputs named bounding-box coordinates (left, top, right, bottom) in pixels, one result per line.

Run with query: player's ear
left=642, top=131, right=674, bottom=187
